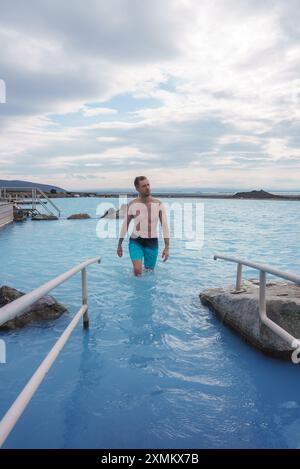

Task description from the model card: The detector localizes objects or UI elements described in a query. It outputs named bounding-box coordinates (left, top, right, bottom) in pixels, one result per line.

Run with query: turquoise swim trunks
left=129, top=237, right=159, bottom=269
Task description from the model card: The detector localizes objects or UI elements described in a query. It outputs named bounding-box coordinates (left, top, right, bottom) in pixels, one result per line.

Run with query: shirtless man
left=117, top=176, right=170, bottom=276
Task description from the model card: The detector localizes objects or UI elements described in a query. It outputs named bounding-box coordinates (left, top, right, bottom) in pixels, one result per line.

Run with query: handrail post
left=32, top=188, right=36, bottom=211
left=81, top=268, right=89, bottom=329
left=259, top=270, right=267, bottom=319
left=236, top=263, right=242, bottom=290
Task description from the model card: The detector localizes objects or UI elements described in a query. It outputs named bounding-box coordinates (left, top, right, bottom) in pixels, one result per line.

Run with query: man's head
left=134, top=176, right=151, bottom=197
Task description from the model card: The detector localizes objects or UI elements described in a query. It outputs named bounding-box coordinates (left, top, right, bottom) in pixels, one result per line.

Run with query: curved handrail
left=214, top=254, right=300, bottom=350
left=0, top=257, right=101, bottom=326
left=0, top=256, right=101, bottom=447
left=213, top=254, right=300, bottom=285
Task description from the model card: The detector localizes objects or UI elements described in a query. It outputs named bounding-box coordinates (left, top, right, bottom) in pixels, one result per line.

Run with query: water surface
left=0, top=197, right=300, bottom=448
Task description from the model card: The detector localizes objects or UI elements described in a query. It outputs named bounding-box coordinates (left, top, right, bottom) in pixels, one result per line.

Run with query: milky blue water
left=0, top=197, right=300, bottom=449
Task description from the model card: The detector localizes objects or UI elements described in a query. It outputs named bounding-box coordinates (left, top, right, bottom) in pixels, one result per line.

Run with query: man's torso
left=128, top=197, right=162, bottom=239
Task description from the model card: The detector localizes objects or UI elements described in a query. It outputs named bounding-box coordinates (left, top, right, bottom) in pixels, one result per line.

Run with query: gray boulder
left=100, top=204, right=127, bottom=219
left=67, top=213, right=91, bottom=219
left=32, top=214, right=58, bottom=220
left=200, top=279, right=300, bottom=360
left=0, top=285, right=67, bottom=330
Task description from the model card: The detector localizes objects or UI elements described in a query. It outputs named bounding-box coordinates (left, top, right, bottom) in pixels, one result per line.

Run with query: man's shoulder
left=127, top=198, right=142, bottom=214
left=151, top=197, right=162, bottom=204
left=128, top=198, right=140, bottom=206
left=152, top=198, right=166, bottom=210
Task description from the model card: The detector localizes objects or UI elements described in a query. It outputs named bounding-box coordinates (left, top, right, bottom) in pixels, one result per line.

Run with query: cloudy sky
left=0, top=0, right=300, bottom=191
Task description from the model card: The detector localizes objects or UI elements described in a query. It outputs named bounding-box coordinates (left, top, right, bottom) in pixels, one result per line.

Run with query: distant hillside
left=232, top=189, right=284, bottom=199
left=0, top=179, right=66, bottom=192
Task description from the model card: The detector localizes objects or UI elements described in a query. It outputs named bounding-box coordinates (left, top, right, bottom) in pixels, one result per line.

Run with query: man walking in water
left=117, top=176, right=170, bottom=276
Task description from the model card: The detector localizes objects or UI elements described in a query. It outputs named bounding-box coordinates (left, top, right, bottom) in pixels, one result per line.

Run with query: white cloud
left=1, top=0, right=300, bottom=189
left=263, top=138, right=300, bottom=161
left=81, top=106, right=118, bottom=117
left=96, top=136, right=121, bottom=143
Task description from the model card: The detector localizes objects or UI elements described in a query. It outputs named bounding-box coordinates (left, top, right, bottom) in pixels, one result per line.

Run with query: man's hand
left=117, top=244, right=123, bottom=257
left=162, top=247, right=169, bottom=262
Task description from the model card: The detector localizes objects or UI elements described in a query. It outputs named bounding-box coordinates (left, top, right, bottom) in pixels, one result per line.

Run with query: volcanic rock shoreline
left=200, top=278, right=300, bottom=360
left=4, top=188, right=300, bottom=200
left=0, top=285, right=67, bottom=329
left=54, top=189, right=300, bottom=200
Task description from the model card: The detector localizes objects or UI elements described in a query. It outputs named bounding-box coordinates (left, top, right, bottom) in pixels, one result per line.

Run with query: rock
left=13, top=207, right=27, bottom=221
left=100, top=208, right=116, bottom=219
left=67, top=213, right=91, bottom=219
left=0, top=285, right=67, bottom=330
left=200, top=278, right=300, bottom=360
left=232, top=189, right=283, bottom=199
left=100, top=204, right=128, bottom=219
left=115, top=204, right=128, bottom=218
left=32, top=214, right=58, bottom=220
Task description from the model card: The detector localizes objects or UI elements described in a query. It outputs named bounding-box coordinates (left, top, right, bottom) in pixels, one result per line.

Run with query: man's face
left=137, top=178, right=151, bottom=196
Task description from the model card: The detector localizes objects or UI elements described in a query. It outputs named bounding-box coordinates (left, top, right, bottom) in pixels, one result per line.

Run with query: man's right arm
left=118, top=213, right=134, bottom=245
left=117, top=207, right=134, bottom=257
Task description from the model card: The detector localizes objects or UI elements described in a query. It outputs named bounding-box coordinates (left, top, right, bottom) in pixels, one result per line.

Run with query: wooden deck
left=0, top=202, right=13, bottom=229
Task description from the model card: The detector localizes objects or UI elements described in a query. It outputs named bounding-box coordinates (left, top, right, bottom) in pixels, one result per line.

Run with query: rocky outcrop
left=232, top=189, right=284, bottom=199
left=67, top=213, right=91, bottom=219
left=13, top=207, right=28, bottom=221
left=200, top=279, right=300, bottom=360
left=0, top=285, right=67, bottom=330
left=100, top=204, right=128, bottom=219
left=31, top=214, right=58, bottom=220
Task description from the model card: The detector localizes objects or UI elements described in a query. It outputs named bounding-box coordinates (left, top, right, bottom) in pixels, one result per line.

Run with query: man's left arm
left=159, top=202, right=170, bottom=262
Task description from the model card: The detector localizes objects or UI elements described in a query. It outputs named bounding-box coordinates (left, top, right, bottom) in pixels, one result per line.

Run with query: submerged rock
left=100, top=204, right=128, bottom=219
left=0, top=285, right=67, bottom=330
left=67, top=213, right=91, bottom=219
left=32, top=214, right=58, bottom=220
left=200, top=279, right=300, bottom=360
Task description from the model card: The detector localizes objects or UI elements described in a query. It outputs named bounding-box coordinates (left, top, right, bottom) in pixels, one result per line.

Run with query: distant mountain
left=0, top=179, right=66, bottom=192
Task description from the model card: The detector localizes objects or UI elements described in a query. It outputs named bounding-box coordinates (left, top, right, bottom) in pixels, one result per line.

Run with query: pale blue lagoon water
left=0, top=197, right=300, bottom=449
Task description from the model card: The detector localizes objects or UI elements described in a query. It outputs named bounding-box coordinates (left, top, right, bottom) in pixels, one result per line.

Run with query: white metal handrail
left=0, top=187, right=61, bottom=217
left=0, top=257, right=100, bottom=326
left=0, top=256, right=101, bottom=448
left=213, top=254, right=300, bottom=350
left=37, top=188, right=61, bottom=217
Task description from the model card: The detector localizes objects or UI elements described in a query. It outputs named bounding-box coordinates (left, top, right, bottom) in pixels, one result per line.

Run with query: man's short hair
left=134, top=176, right=147, bottom=188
